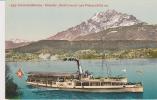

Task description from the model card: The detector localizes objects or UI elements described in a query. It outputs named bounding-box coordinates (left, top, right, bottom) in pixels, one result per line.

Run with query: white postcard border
left=0, top=1, right=5, bottom=99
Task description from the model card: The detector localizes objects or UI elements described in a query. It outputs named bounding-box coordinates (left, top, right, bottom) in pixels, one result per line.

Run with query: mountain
left=10, top=25, right=157, bottom=53
left=48, top=9, right=143, bottom=41
left=12, top=40, right=157, bottom=53
left=5, top=39, right=30, bottom=49
left=75, top=24, right=157, bottom=41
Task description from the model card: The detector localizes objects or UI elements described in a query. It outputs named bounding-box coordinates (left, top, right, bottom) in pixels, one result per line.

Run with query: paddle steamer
left=26, top=58, right=143, bottom=92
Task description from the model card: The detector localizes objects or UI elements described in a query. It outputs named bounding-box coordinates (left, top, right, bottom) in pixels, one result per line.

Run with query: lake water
left=6, top=59, right=157, bottom=99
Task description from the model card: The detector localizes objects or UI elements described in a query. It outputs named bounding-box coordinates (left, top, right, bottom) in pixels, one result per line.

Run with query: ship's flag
left=16, top=68, right=24, bottom=78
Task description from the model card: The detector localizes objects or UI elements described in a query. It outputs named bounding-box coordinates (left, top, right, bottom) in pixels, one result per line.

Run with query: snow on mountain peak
left=88, top=9, right=142, bottom=31
left=9, top=38, right=29, bottom=43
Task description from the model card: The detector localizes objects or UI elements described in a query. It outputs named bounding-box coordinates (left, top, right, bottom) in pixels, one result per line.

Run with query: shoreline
left=5, top=57, right=157, bottom=63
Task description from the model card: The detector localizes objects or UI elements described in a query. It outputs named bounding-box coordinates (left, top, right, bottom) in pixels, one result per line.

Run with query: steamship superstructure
left=26, top=58, right=143, bottom=92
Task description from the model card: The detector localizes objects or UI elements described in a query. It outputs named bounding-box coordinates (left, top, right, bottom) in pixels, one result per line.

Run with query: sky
left=6, top=0, right=157, bottom=41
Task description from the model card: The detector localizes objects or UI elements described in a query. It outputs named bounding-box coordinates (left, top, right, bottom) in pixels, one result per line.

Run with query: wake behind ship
left=26, top=58, right=143, bottom=92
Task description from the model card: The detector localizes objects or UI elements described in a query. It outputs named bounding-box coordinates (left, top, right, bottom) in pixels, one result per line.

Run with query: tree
left=5, top=64, right=20, bottom=99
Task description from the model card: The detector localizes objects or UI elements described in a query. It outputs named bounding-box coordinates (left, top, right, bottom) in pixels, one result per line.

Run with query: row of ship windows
left=28, top=79, right=126, bottom=86
left=75, top=82, right=125, bottom=86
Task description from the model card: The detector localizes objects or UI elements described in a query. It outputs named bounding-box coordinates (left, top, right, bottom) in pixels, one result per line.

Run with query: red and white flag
left=16, top=68, right=24, bottom=78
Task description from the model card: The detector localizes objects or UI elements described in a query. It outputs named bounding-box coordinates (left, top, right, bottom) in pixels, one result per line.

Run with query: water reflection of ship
left=26, top=58, right=143, bottom=92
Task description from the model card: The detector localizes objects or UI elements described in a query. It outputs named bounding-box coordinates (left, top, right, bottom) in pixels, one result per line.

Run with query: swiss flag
left=16, top=68, right=24, bottom=78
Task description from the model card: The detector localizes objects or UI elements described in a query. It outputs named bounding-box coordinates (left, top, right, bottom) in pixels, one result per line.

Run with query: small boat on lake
left=26, top=58, right=143, bottom=92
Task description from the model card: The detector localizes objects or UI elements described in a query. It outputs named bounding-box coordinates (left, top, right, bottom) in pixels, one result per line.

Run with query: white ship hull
left=27, top=82, right=143, bottom=93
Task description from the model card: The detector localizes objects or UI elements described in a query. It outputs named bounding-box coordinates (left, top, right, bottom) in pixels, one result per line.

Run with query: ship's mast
left=100, top=28, right=111, bottom=77
left=101, top=35, right=104, bottom=76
